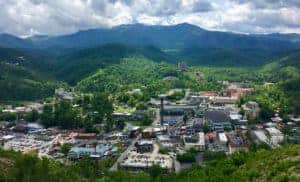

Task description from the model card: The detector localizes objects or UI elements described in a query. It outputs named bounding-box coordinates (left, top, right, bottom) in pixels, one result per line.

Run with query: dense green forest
left=0, top=62, right=61, bottom=101
left=0, top=41, right=299, bottom=114
left=0, top=144, right=299, bottom=181
left=76, top=57, right=222, bottom=96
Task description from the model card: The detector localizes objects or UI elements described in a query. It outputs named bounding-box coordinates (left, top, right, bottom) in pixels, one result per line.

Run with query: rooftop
left=204, top=110, right=230, bottom=122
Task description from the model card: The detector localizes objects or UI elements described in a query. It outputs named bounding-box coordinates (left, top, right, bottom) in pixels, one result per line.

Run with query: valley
left=0, top=23, right=299, bottom=182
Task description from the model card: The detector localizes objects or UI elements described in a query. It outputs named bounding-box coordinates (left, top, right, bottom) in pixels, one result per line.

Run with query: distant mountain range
left=0, top=23, right=299, bottom=101
left=0, top=23, right=300, bottom=67
left=1, top=23, right=300, bottom=50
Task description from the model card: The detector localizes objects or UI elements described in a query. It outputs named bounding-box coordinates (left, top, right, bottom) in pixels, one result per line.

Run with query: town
left=1, top=80, right=299, bottom=173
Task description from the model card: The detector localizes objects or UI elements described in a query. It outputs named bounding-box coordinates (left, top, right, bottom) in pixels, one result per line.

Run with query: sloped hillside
left=53, top=44, right=174, bottom=84
left=0, top=62, right=61, bottom=101
left=0, top=145, right=299, bottom=182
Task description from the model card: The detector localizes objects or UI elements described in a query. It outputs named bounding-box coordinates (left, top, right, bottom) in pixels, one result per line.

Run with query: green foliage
left=0, top=145, right=299, bottom=182
left=60, top=143, right=72, bottom=156
left=176, top=148, right=197, bottom=163
left=0, top=111, right=17, bottom=122
left=40, top=94, right=114, bottom=130
left=203, top=150, right=227, bottom=162
left=167, top=90, right=185, bottom=101
left=25, top=109, right=39, bottom=122
left=0, top=62, right=61, bottom=101
left=147, top=164, right=163, bottom=179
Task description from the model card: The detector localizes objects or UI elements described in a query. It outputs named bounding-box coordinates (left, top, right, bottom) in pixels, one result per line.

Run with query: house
left=204, top=110, right=232, bottom=132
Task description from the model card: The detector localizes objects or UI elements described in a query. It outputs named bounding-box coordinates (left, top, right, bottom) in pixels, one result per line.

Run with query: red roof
left=205, top=132, right=216, bottom=140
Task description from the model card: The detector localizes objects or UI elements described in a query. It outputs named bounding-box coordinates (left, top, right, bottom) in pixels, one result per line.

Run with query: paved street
left=110, top=109, right=160, bottom=171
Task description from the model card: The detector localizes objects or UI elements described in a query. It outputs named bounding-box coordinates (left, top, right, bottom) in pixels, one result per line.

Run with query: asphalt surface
left=110, top=109, right=160, bottom=171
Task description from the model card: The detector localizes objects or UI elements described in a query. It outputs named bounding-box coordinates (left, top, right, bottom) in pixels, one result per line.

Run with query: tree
left=40, top=104, right=54, bottom=127
left=91, top=93, right=113, bottom=124
left=147, top=164, right=163, bottom=179
left=260, top=106, right=274, bottom=120
left=54, top=100, right=81, bottom=129
left=239, top=107, right=245, bottom=117
left=26, top=110, right=39, bottom=122
left=60, top=143, right=72, bottom=156
left=183, top=113, right=188, bottom=125
left=115, top=120, right=126, bottom=130
left=141, top=115, right=152, bottom=126
left=203, top=123, right=210, bottom=133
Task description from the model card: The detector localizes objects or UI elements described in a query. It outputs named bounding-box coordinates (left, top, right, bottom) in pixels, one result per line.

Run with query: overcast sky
left=1, top=0, right=300, bottom=37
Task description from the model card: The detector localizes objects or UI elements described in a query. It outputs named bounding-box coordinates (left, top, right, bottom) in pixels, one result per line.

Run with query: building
left=163, top=116, right=182, bottom=126
left=242, top=101, right=260, bottom=119
left=199, top=91, right=218, bottom=97
left=142, top=128, right=156, bottom=138
left=163, top=104, right=198, bottom=116
left=251, top=130, right=269, bottom=145
left=227, top=133, right=248, bottom=154
left=120, top=151, right=173, bottom=172
left=55, top=88, right=75, bottom=100
left=211, top=96, right=238, bottom=105
left=189, top=96, right=210, bottom=105
left=112, top=112, right=133, bottom=121
left=75, top=133, right=97, bottom=140
left=204, top=110, right=232, bottom=132
left=68, top=144, right=116, bottom=160
left=135, top=140, right=153, bottom=153
left=183, top=132, right=205, bottom=151
left=265, top=127, right=284, bottom=147
left=218, top=132, right=228, bottom=145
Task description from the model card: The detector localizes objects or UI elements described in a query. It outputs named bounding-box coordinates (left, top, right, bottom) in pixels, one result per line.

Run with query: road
left=110, top=109, right=160, bottom=171
left=109, top=133, right=141, bottom=171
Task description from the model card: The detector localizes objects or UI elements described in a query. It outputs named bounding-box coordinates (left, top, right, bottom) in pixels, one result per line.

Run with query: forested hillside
left=0, top=62, right=61, bottom=101
left=52, top=44, right=174, bottom=84
left=2, top=23, right=300, bottom=67
left=0, top=144, right=299, bottom=181
left=76, top=57, right=222, bottom=95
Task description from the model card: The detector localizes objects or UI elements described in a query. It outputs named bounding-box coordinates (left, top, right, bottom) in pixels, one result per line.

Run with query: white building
left=218, top=132, right=228, bottom=144
left=265, top=127, right=284, bottom=147
left=183, top=132, right=205, bottom=151
left=120, top=151, right=173, bottom=172
left=252, top=130, right=268, bottom=144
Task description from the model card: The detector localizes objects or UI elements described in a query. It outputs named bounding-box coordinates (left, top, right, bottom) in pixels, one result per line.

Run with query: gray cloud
left=0, top=0, right=299, bottom=37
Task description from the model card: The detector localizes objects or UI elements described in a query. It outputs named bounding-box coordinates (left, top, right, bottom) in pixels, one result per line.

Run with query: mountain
left=0, top=46, right=56, bottom=73
left=0, top=62, right=61, bottom=101
left=1, top=23, right=300, bottom=66
left=0, top=34, right=33, bottom=48
left=52, top=44, right=174, bottom=84
left=27, top=23, right=300, bottom=66
left=28, top=23, right=300, bottom=50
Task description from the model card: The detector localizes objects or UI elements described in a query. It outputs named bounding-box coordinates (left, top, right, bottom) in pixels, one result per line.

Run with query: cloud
left=0, top=0, right=299, bottom=36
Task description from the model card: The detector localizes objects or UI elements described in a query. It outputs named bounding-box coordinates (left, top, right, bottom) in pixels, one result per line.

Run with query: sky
left=0, top=0, right=300, bottom=37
